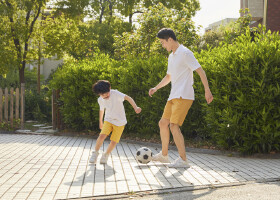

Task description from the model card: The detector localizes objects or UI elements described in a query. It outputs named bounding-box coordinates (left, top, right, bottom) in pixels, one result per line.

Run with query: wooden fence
left=0, top=83, right=25, bottom=128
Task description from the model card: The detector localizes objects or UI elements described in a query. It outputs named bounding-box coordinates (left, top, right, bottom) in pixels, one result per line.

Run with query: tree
left=55, top=0, right=200, bottom=26
left=114, top=3, right=199, bottom=59
left=0, top=0, right=48, bottom=84
left=195, top=9, right=253, bottom=52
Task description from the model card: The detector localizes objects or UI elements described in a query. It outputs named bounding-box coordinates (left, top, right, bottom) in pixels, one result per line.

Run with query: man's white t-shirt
left=167, top=44, right=201, bottom=101
left=98, top=89, right=127, bottom=126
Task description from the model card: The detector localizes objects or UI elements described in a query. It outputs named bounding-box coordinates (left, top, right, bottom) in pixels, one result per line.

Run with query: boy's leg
left=100, top=124, right=124, bottom=164
left=90, top=121, right=112, bottom=164
left=95, top=134, right=108, bottom=152
left=105, top=140, right=117, bottom=155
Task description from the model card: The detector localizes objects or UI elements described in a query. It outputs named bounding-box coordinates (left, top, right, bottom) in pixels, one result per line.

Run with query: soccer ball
left=136, top=147, right=153, bottom=164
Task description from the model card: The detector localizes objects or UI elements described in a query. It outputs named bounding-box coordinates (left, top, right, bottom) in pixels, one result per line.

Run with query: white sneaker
left=152, top=151, right=170, bottom=163
left=100, top=153, right=109, bottom=164
left=168, top=157, right=190, bottom=168
left=89, top=151, right=99, bottom=163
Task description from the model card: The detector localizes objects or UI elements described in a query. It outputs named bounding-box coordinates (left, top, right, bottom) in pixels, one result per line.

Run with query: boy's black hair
left=92, top=80, right=111, bottom=94
left=157, top=28, right=177, bottom=41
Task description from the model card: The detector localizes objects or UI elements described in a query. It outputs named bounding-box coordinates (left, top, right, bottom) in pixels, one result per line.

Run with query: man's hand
left=99, top=121, right=103, bottom=130
left=149, top=87, right=157, bottom=97
left=205, top=90, right=213, bottom=104
left=135, top=107, right=142, bottom=114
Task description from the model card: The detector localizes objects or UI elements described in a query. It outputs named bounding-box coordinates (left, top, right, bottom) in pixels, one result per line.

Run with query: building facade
left=240, top=0, right=280, bottom=32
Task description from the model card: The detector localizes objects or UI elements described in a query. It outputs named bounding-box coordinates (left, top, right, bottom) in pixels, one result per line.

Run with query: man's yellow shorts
left=162, top=98, right=193, bottom=126
left=100, top=121, right=125, bottom=143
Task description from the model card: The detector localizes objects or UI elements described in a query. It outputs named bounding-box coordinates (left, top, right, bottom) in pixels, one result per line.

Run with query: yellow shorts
left=100, top=121, right=125, bottom=143
left=162, top=98, right=193, bottom=126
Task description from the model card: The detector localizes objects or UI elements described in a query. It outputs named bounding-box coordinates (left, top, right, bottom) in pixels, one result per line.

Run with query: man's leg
left=170, top=123, right=186, bottom=161
left=159, top=118, right=170, bottom=156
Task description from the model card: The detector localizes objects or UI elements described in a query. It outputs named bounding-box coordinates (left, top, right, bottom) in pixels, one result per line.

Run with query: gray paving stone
left=0, top=134, right=279, bottom=199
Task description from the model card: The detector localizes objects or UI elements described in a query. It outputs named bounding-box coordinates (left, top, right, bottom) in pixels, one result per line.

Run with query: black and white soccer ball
left=136, top=147, right=153, bottom=164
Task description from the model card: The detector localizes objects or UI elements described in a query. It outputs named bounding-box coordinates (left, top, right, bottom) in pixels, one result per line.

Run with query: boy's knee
left=159, top=118, right=169, bottom=128
left=99, top=134, right=107, bottom=140
left=110, top=140, right=117, bottom=145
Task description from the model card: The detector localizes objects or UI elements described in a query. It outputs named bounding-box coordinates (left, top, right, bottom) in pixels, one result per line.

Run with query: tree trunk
left=108, top=1, right=113, bottom=24
left=99, top=6, right=105, bottom=23
left=129, top=14, right=133, bottom=25
left=37, top=43, right=41, bottom=93
left=19, top=63, right=25, bottom=84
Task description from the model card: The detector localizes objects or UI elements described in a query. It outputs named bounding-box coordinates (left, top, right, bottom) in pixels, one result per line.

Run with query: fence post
left=52, top=89, right=57, bottom=130
left=16, top=88, right=19, bottom=121
left=21, top=83, right=25, bottom=129
left=0, top=88, right=2, bottom=123
left=4, top=88, right=8, bottom=123
left=10, top=88, right=14, bottom=128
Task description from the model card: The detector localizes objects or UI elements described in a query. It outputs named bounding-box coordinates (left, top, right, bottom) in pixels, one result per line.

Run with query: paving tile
left=0, top=134, right=279, bottom=199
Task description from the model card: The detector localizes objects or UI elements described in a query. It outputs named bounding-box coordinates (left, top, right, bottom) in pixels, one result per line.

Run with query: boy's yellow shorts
left=162, top=98, right=193, bottom=126
left=100, top=121, right=125, bottom=143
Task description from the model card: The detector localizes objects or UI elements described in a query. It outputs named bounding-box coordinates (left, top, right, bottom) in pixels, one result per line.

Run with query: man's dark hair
left=157, top=28, right=177, bottom=41
left=92, top=80, right=111, bottom=94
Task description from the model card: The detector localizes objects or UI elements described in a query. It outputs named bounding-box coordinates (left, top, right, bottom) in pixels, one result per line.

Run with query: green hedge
left=196, top=29, right=280, bottom=153
left=50, top=30, right=280, bottom=154
left=50, top=54, right=204, bottom=139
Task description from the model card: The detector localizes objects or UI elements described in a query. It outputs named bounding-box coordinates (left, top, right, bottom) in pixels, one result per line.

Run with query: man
left=149, top=28, right=213, bottom=168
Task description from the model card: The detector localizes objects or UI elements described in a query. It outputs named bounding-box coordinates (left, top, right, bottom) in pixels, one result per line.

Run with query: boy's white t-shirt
left=167, top=44, right=201, bottom=101
left=98, top=89, right=127, bottom=126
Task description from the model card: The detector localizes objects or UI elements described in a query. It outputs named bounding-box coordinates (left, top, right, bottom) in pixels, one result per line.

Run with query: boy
left=90, top=80, right=141, bottom=164
left=149, top=28, right=213, bottom=168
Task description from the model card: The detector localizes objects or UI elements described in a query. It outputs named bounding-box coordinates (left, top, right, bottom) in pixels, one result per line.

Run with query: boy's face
left=100, top=91, right=110, bottom=100
left=159, top=38, right=172, bottom=52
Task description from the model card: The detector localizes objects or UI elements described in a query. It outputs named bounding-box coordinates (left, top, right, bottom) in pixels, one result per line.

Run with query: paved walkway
left=0, top=134, right=279, bottom=200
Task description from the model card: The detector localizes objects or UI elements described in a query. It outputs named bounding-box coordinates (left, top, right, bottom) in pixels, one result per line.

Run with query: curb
left=67, top=178, right=280, bottom=200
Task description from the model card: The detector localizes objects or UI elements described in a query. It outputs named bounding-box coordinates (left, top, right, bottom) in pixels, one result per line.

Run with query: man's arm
left=124, top=95, right=142, bottom=114
left=195, top=67, right=213, bottom=104
left=99, top=110, right=104, bottom=129
left=149, top=74, right=171, bottom=97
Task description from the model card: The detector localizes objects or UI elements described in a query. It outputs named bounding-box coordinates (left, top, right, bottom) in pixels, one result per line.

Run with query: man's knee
left=159, top=118, right=170, bottom=128
left=170, top=123, right=180, bottom=133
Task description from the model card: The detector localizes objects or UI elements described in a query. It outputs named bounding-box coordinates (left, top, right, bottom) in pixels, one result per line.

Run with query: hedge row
left=50, top=30, right=280, bottom=154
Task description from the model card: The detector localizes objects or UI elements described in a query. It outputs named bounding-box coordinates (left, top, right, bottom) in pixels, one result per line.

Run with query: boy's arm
left=149, top=74, right=171, bottom=97
left=124, top=95, right=141, bottom=114
left=99, top=110, right=104, bottom=129
left=195, top=67, right=213, bottom=104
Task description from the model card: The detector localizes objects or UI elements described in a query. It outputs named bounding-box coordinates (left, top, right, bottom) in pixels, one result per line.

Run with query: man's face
left=159, top=38, right=172, bottom=52
left=100, top=91, right=110, bottom=100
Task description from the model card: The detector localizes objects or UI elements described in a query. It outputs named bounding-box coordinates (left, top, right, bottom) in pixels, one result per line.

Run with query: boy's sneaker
left=168, top=157, right=190, bottom=168
left=100, top=153, right=109, bottom=164
left=89, top=151, right=99, bottom=163
left=152, top=151, right=170, bottom=163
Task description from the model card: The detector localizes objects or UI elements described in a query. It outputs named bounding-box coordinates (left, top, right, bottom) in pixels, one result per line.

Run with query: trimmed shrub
left=196, top=29, right=280, bottom=153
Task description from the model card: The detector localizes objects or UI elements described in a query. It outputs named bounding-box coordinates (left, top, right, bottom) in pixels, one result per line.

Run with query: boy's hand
left=135, top=107, right=142, bottom=114
left=149, top=87, right=157, bottom=97
left=99, top=122, right=103, bottom=129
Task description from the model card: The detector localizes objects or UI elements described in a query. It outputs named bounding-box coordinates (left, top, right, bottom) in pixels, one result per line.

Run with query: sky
left=192, top=0, right=241, bottom=35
